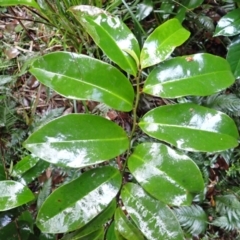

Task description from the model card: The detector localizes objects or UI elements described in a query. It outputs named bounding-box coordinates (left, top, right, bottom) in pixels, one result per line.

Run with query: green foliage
left=173, top=205, right=208, bottom=236
left=204, top=93, right=240, bottom=116
left=212, top=194, right=240, bottom=231
left=1, top=1, right=240, bottom=239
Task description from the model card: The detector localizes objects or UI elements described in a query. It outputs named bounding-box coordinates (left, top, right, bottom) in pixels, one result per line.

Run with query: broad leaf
left=24, top=114, right=129, bottom=168
left=0, top=221, right=32, bottom=239
left=36, top=166, right=121, bottom=233
left=214, top=9, right=240, bottom=36
left=70, top=5, right=140, bottom=76
left=226, top=36, right=240, bottom=79
left=20, top=160, right=50, bottom=185
left=174, top=205, right=207, bottom=235
left=106, top=221, right=125, bottom=240
left=62, top=200, right=116, bottom=239
left=159, top=0, right=175, bottom=20
left=11, top=155, right=39, bottom=177
left=139, top=103, right=239, bottom=152
left=182, top=0, right=203, bottom=9
left=0, top=0, right=41, bottom=10
left=140, top=18, right=190, bottom=68
left=143, top=53, right=235, bottom=98
left=77, top=228, right=104, bottom=240
left=30, top=52, right=134, bottom=111
left=136, top=0, right=153, bottom=21
left=114, top=207, right=145, bottom=240
left=121, top=183, right=184, bottom=240
left=0, top=181, right=34, bottom=211
left=128, top=143, right=204, bottom=206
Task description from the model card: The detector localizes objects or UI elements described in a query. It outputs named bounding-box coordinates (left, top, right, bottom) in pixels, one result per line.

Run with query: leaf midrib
left=33, top=68, right=132, bottom=107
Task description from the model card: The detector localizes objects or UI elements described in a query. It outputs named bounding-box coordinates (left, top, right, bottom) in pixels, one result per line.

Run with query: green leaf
left=136, top=0, right=153, bottom=21
left=18, top=210, right=34, bottom=233
left=121, top=183, right=184, bottom=240
left=77, top=228, right=104, bottom=240
left=128, top=143, right=204, bottom=206
left=173, top=205, right=207, bottom=235
left=20, top=160, right=50, bottom=185
left=181, top=0, right=203, bottom=9
left=24, top=114, right=129, bottom=168
left=143, top=53, right=235, bottom=98
left=212, top=215, right=240, bottom=231
left=62, top=200, right=116, bottom=239
left=0, top=181, right=35, bottom=211
left=226, top=36, right=240, bottom=79
left=11, top=155, right=39, bottom=177
left=0, top=221, right=32, bottom=240
left=115, top=207, right=145, bottom=240
left=36, top=166, right=121, bottom=233
left=140, top=18, right=190, bottom=68
left=159, top=0, right=175, bottom=20
left=69, top=5, right=140, bottom=76
left=0, top=0, right=41, bottom=10
left=37, top=178, right=52, bottom=210
left=106, top=221, right=126, bottom=240
left=139, top=103, right=239, bottom=152
left=215, top=194, right=240, bottom=221
left=0, top=162, right=6, bottom=180
left=30, top=52, right=134, bottom=111
left=214, top=9, right=240, bottom=36
left=39, top=233, right=55, bottom=240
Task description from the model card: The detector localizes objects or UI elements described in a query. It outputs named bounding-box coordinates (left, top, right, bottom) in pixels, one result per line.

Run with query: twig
left=9, top=7, right=35, bottom=41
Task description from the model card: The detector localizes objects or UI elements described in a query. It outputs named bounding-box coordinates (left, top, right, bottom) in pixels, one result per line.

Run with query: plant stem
left=121, top=69, right=142, bottom=173
left=129, top=70, right=141, bottom=141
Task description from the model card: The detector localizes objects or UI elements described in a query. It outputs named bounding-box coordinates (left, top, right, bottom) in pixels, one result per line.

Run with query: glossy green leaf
left=0, top=221, right=32, bottom=240
left=143, top=53, right=235, bottom=98
left=121, top=183, right=184, bottom=240
left=159, top=0, right=175, bottom=20
left=181, top=0, right=203, bottom=9
left=18, top=210, right=34, bottom=232
left=140, top=18, right=190, bottom=68
left=136, top=0, right=153, bottom=21
left=30, top=52, right=134, bottom=111
left=106, top=221, right=126, bottom=240
left=11, top=155, right=39, bottom=177
left=24, top=114, right=129, bottom=168
left=70, top=5, right=140, bottom=76
left=128, top=143, right=204, bottom=206
left=62, top=200, right=116, bottom=240
left=36, top=166, right=121, bottom=233
left=0, top=181, right=35, bottom=211
left=214, top=9, right=240, bottom=36
left=77, top=228, right=104, bottom=240
left=39, top=233, right=55, bottom=240
left=227, top=36, right=240, bottom=79
left=115, top=207, right=145, bottom=240
left=139, top=103, right=239, bottom=152
left=0, top=0, right=40, bottom=10
left=20, top=160, right=50, bottom=185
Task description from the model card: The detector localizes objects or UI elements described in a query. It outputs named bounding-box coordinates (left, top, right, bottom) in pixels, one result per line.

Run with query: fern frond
left=196, top=15, right=214, bottom=32
left=212, top=215, right=240, bottom=231
left=215, top=194, right=240, bottom=221
left=32, top=107, right=64, bottom=131
left=173, top=205, right=207, bottom=236
left=204, top=94, right=240, bottom=116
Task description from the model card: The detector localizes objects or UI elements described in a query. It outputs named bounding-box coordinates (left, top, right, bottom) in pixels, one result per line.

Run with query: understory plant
left=1, top=4, right=240, bottom=240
